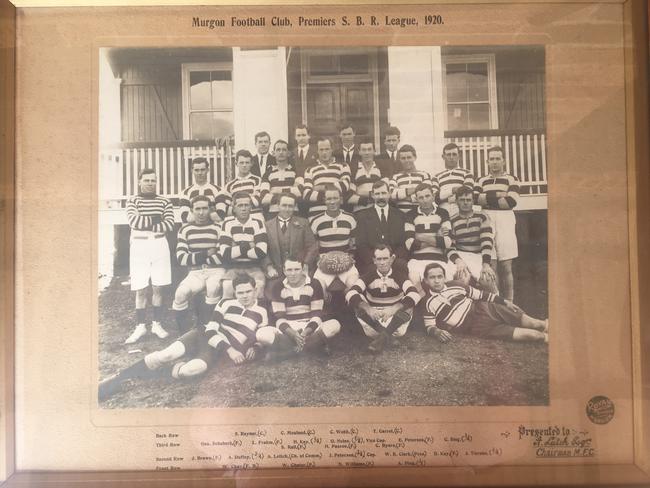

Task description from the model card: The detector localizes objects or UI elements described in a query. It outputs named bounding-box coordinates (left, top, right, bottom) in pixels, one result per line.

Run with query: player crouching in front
left=256, top=258, right=341, bottom=357
left=98, top=274, right=267, bottom=401
left=422, top=263, right=548, bottom=344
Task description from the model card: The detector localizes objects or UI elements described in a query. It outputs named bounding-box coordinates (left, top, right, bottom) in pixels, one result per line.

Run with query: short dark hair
left=358, top=137, right=374, bottom=148
left=273, top=139, right=289, bottom=150
left=190, top=195, right=211, bottom=208
left=231, top=191, right=252, bottom=205
left=384, top=126, right=401, bottom=138
left=339, top=122, right=355, bottom=133
left=273, top=192, right=297, bottom=206
left=191, top=157, right=210, bottom=169
left=283, top=257, right=303, bottom=269
left=316, top=136, right=333, bottom=147
left=138, top=168, right=156, bottom=180
left=423, top=262, right=446, bottom=279
left=398, top=144, right=416, bottom=158
left=454, top=186, right=473, bottom=199
left=323, top=185, right=342, bottom=196
left=255, top=131, right=271, bottom=143
left=236, top=149, right=253, bottom=161
left=371, top=180, right=390, bottom=192
left=294, top=124, right=310, bottom=134
left=373, top=244, right=394, bottom=256
left=442, top=142, right=459, bottom=154
left=487, top=146, right=504, bottom=158
left=414, top=182, right=433, bottom=195
left=233, top=273, right=256, bottom=291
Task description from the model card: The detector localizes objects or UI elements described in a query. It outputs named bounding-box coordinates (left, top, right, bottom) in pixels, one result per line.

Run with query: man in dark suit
left=354, top=179, right=409, bottom=275
left=264, top=193, right=318, bottom=280
left=376, top=125, right=401, bottom=179
left=251, top=131, right=276, bottom=177
left=292, top=124, right=318, bottom=177
left=333, top=122, right=360, bottom=167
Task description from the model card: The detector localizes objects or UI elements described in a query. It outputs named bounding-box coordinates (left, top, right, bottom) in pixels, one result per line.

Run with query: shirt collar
left=377, top=267, right=393, bottom=279
left=375, top=205, right=388, bottom=218
left=417, top=204, right=438, bottom=216
left=282, top=275, right=311, bottom=288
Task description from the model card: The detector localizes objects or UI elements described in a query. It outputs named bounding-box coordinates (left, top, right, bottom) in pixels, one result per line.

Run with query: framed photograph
left=1, top=0, right=649, bottom=486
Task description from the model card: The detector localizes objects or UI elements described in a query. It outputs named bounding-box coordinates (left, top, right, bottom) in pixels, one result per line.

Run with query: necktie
left=381, top=208, right=387, bottom=225
left=346, top=151, right=351, bottom=163
left=260, top=155, right=264, bottom=173
left=281, top=220, right=287, bottom=233
left=299, top=149, right=304, bottom=162
left=390, top=151, right=395, bottom=161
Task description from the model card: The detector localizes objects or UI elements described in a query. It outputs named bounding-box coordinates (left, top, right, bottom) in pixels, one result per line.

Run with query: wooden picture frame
left=1, top=0, right=649, bottom=486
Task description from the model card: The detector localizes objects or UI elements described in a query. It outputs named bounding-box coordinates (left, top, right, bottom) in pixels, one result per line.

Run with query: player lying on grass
left=422, top=263, right=547, bottom=344
left=256, top=258, right=341, bottom=357
left=98, top=274, right=267, bottom=401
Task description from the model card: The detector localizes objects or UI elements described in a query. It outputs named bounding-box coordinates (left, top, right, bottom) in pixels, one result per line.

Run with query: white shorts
left=313, top=266, right=360, bottom=290
left=173, top=267, right=226, bottom=310
left=407, top=259, right=456, bottom=292
left=451, top=251, right=484, bottom=280
left=256, top=319, right=341, bottom=344
left=357, top=307, right=411, bottom=338
left=130, top=234, right=171, bottom=290
left=484, top=209, right=518, bottom=261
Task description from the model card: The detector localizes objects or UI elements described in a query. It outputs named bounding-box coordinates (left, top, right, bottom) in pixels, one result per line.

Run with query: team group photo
left=97, top=44, right=549, bottom=408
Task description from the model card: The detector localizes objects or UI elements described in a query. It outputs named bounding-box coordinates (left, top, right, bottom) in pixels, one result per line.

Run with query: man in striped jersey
left=422, top=263, right=547, bottom=343
left=125, top=168, right=175, bottom=344
left=390, top=145, right=436, bottom=213
left=447, top=186, right=499, bottom=293
left=346, top=245, right=421, bottom=353
left=178, top=157, right=226, bottom=223
left=310, top=186, right=359, bottom=294
left=405, top=183, right=453, bottom=295
left=257, top=258, right=341, bottom=356
left=259, top=140, right=302, bottom=218
left=475, top=146, right=520, bottom=301
left=347, top=139, right=385, bottom=212
left=98, top=274, right=267, bottom=400
left=433, top=143, right=475, bottom=217
left=224, top=149, right=262, bottom=215
left=172, top=196, right=224, bottom=334
left=302, top=137, right=352, bottom=220
left=218, top=191, right=268, bottom=299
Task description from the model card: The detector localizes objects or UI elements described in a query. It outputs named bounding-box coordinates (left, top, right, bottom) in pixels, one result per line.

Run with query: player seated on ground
left=447, top=186, right=499, bottom=294
left=422, top=263, right=547, bottom=344
left=257, top=258, right=341, bottom=357
left=346, top=245, right=421, bottom=354
left=172, top=195, right=224, bottom=334
left=98, top=274, right=268, bottom=401
left=218, top=191, right=268, bottom=299
left=311, top=186, right=359, bottom=296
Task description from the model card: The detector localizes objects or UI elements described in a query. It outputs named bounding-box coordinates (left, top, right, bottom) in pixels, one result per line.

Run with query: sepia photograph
left=96, top=44, right=549, bottom=409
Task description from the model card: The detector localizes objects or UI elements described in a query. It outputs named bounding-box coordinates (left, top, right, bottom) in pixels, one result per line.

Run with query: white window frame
left=181, top=62, right=233, bottom=140
left=300, top=48, right=380, bottom=148
left=442, top=54, right=498, bottom=131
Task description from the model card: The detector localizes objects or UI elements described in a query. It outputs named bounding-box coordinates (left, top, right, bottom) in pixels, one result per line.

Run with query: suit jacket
left=354, top=205, right=408, bottom=274
left=291, top=145, right=318, bottom=177
left=264, top=215, right=318, bottom=274
left=376, top=149, right=401, bottom=179
left=252, top=153, right=277, bottom=178
left=333, top=145, right=361, bottom=168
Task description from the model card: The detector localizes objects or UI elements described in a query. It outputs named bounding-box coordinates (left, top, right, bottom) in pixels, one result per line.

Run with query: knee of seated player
left=256, top=326, right=277, bottom=345
left=205, top=280, right=222, bottom=301
left=146, top=341, right=186, bottom=369
left=321, top=319, right=341, bottom=338
left=173, top=284, right=193, bottom=309
left=221, top=280, right=234, bottom=298
left=175, top=358, right=208, bottom=378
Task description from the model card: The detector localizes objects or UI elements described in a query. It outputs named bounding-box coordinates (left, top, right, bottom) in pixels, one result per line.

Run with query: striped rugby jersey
left=310, top=210, right=356, bottom=253
left=302, top=161, right=352, bottom=218
left=176, top=222, right=221, bottom=267
left=348, top=161, right=385, bottom=211
left=405, top=206, right=452, bottom=261
left=259, top=164, right=303, bottom=214
left=206, top=298, right=268, bottom=352
left=126, top=194, right=175, bottom=233
left=346, top=268, right=420, bottom=310
left=270, top=277, right=324, bottom=329
left=218, top=215, right=268, bottom=265
left=475, top=173, right=520, bottom=210
left=424, top=282, right=504, bottom=330
left=178, top=182, right=226, bottom=222
left=433, top=167, right=475, bottom=203
left=389, top=170, right=436, bottom=213
left=224, top=174, right=262, bottom=212
left=447, top=211, right=494, bottom=265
